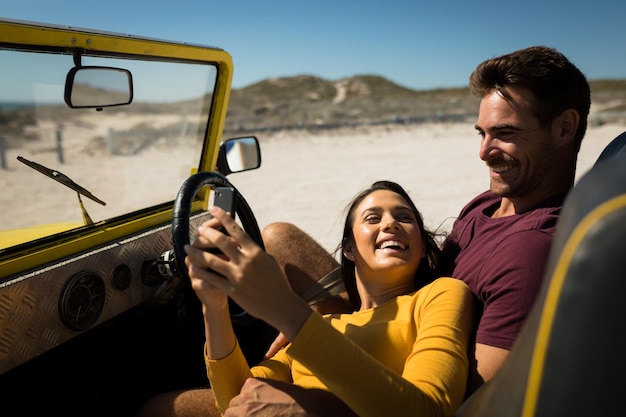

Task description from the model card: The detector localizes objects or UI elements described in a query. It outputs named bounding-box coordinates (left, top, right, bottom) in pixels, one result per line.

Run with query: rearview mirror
left=64, top=66, right=133, bottom=109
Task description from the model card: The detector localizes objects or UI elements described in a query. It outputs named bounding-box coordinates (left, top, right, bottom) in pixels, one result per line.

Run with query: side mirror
left=64, top=66, right=133, bottom=109
left=216, top=136, right=261, bottom=176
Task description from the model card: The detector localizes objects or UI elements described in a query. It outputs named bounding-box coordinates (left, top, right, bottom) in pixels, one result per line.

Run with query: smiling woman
left=175, top=180, right=474, bottom=417
left=339, top=181, right=445, bottom=310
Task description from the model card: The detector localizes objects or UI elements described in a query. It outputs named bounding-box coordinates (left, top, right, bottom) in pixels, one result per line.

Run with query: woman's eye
left=398, top=214, right=416, bottom=223
left=364, top=215, right=381, bottom=223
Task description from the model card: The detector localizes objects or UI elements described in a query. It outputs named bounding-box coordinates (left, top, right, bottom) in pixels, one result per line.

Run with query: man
left=440, top=44, right=589, bottom=393
left=137, top=45, right=591, bottom=416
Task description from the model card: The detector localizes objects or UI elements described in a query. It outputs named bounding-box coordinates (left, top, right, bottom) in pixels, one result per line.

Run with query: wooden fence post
left=108, top=127, right=116, bottom=155
left=56, top=130, right=64, bottom=164
left=0, top=136, right=6, bottom=170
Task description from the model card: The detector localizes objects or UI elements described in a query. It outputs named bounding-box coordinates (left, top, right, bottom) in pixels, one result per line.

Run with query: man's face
left=474, top=87, right=557, bottom=199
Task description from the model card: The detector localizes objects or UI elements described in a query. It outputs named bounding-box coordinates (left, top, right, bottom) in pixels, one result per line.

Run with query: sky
left=3, top=0, right=626, bottom=91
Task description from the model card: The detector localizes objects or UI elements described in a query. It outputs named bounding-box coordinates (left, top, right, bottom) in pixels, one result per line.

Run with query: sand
left=2, top=121, right=624, bottom=255
left=227, top=122, right=625, bottom=254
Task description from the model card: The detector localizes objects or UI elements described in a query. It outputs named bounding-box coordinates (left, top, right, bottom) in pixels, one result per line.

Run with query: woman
left=185, top=180, right=473, bottom=417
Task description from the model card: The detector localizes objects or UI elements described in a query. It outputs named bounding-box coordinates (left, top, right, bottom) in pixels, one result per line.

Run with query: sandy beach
left=2, top=120, right=623, bottom=254
left=227, top=122, right=625, bottom=254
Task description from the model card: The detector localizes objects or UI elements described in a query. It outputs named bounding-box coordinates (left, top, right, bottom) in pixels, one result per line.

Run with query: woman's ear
left=343, top=242, right=355, bottom=261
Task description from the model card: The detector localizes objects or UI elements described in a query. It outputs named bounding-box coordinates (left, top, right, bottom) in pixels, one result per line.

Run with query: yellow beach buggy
left=1, top=18, right=625, bottom=417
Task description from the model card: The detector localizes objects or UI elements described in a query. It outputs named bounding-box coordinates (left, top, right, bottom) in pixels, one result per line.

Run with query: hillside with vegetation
left=1, top=75, right=624, bottom=151
left=224, top=75, right=626, bottom=134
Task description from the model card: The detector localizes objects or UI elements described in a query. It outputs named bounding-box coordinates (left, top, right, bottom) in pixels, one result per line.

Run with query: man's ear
left=553, top=108, right=580, bottom=146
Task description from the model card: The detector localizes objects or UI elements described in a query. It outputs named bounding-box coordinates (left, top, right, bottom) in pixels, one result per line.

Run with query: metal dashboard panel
left=0, top=214, right=206, bottom=374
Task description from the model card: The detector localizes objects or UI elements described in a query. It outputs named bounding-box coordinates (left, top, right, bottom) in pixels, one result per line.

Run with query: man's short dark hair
left=469, top=46, right=591, bottom=148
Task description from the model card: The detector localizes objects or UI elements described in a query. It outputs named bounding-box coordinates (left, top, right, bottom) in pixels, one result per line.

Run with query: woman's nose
left=382, top=217, right=400, bottom=231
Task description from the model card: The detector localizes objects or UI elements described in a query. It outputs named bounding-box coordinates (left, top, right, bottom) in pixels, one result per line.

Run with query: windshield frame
left=0, top=19, right=233, bottom=278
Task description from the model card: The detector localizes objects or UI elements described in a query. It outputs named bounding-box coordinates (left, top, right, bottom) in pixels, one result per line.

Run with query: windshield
left=0, top=49, right=217, bottom=250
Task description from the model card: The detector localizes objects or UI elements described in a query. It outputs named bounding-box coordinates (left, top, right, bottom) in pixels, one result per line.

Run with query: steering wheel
left=172, top=171, right=264, bottom=325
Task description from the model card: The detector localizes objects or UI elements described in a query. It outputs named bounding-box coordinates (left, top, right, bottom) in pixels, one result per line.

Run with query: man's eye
left=496, top=130, right=520, bottom=140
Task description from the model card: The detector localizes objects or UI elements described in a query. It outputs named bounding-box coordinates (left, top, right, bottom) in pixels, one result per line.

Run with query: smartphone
left=212, top=186, right=237, bottom=222
left=208, top=187, right=237, bottom=254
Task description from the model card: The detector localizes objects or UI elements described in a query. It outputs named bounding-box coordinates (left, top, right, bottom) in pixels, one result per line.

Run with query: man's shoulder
left=458, top=190, right=496, bottom=217
left=457, top=191, right=563, bottom=229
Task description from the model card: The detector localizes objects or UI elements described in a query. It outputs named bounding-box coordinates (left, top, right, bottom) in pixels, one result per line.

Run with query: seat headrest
left=594, top=131, right=626, bottom=166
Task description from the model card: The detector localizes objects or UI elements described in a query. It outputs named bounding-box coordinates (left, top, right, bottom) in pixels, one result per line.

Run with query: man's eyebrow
left=475, top=123, right=521, bottom=132
left=494, top=124, right=521, bottom=131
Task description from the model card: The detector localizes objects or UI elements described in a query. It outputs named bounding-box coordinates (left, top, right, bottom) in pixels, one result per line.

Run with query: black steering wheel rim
left=172, top=171, right=263, bottom=324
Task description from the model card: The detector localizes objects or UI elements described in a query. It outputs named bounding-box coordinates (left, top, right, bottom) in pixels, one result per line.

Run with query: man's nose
left=479, top=134, right=497, bottom=161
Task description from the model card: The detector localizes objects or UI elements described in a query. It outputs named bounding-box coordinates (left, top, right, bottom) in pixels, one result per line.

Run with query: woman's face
left=344, top=189, right=424, bottom=286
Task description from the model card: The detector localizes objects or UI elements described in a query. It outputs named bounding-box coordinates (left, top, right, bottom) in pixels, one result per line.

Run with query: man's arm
left=466, top=230, right=554, bottom=396
left=466, top=343, right=509, bottom=397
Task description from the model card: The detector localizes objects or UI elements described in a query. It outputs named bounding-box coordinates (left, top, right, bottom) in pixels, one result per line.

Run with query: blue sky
left=3, top=0, right=625, bottom=90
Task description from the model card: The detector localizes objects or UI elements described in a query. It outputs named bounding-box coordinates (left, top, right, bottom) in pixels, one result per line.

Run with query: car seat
left=455, top=131, right=626, bottom=417
left=594, top=131, right=626, bottom=166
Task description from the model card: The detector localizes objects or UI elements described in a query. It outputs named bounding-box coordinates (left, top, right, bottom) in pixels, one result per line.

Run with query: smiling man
left=440, top=45, right=590, bottom=395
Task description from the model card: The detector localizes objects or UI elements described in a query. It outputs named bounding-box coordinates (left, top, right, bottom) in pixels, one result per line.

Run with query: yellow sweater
left=206, top=277, right=473, bottom=417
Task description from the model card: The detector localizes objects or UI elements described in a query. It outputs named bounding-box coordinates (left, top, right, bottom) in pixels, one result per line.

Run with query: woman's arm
left=185, top=223, right=246, bottom=411
left=184, top=207, right=312, bottom=411
left=185, top=222, right=237, bottom=360
left=287, top=278, right=473, bottom=417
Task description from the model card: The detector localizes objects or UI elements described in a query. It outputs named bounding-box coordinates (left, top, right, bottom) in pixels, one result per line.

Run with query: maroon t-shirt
left=442, top=191, right=563, bottom=349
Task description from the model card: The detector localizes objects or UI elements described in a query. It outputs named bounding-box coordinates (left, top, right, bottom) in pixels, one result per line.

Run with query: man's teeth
left=491, top=164, right=514, bottom=173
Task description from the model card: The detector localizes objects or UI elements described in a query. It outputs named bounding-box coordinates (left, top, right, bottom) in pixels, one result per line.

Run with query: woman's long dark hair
left=336, top=181, right=443, bottom=310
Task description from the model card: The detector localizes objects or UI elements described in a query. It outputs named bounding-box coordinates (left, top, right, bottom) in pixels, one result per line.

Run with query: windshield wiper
left=17, top=156, right=106, bottom=225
